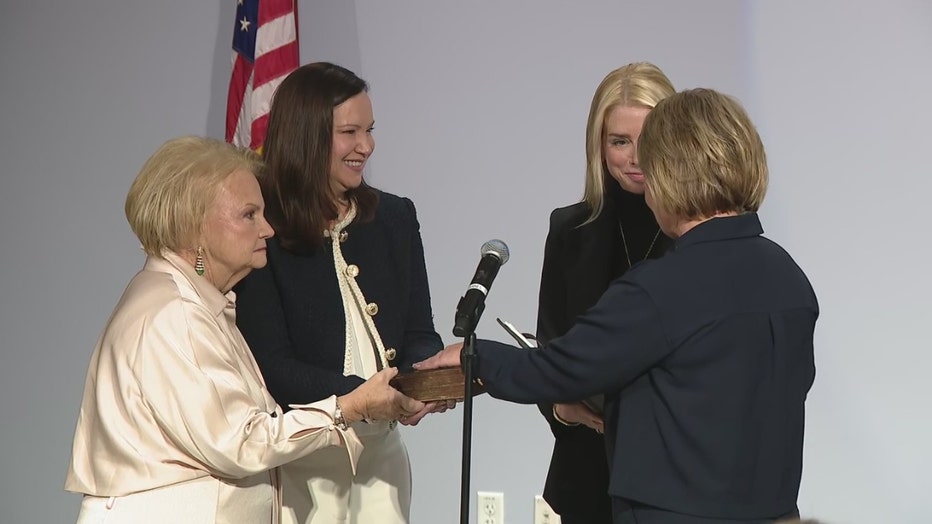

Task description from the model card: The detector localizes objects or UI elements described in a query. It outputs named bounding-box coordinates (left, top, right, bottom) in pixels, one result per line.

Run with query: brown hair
left=639, top=88, right=768, bottom=220
left=261, top=62, right=378, bottom=252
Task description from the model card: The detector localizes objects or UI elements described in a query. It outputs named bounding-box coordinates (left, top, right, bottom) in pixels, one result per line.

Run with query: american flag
left=225, top=0, right=299, bottom=150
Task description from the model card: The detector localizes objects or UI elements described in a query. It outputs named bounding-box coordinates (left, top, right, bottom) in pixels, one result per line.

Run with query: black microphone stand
left=453, top=300, right=483, bottom=524
left=459, top=332, right=477, bottom=524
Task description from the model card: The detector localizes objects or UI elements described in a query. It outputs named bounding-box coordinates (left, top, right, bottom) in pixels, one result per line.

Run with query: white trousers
left=281, top=421, right=411, bottom=524
left=75, top=476, right=221, bottom=524
left=74, top=471, right=279, bottom=524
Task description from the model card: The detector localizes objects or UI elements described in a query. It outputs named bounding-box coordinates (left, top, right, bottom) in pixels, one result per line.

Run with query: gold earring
left=195, top=247, right=205, bottom=276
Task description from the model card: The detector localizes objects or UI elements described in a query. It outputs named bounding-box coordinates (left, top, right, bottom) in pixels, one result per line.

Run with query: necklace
left=618, top=218, right=661, bottom=268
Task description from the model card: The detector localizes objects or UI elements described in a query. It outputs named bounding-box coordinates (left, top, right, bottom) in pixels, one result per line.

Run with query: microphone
left=453, top=239, right=510, bottom=337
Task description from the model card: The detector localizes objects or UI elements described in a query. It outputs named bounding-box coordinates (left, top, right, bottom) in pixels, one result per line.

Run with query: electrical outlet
left=534, top=495, right=561, bottom=524
left=477, top=491, right=504, bottom=524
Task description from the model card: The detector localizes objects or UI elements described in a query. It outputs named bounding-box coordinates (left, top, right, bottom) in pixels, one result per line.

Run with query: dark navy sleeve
left=477, top=281, right=670, bottom=404
left=396, top=197, right=443, bottom=368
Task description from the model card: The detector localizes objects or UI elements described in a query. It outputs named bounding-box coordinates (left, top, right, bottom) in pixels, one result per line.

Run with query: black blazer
left=234, top=191, right=442, bottom=406
left=536, top=189, right=670, bottom=521
left=482, top=213, right=818, bottom=521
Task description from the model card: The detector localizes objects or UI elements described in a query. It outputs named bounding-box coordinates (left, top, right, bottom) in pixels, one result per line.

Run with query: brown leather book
left=390, top=367, right=486, bottom=402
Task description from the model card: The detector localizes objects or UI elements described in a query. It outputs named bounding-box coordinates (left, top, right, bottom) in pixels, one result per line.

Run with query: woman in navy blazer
left=535, top=62, right=676, bottom=524
left=235, top=63, right=448, bottom=524
left=418, top=88, right=818, bottom=524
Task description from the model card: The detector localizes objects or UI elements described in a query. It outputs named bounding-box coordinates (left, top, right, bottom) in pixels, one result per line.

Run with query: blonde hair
left=125, top=136, right=263, bottom=255
left=582, top=62, right=676, bottom=223
left=639, top=88, right=768, bottom=220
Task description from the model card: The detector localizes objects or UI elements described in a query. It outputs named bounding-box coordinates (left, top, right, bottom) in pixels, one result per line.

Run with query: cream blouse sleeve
left=131, top=296, right=362, bottom=479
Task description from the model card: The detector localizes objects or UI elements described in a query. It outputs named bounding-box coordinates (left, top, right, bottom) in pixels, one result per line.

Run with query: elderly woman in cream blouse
left=64, top=136, right=424, bottom=524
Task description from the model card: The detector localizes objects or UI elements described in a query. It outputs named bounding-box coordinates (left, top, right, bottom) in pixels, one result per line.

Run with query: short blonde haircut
left=125, top=136, right=263, bottom=255
left=582, top=62, right=676, bottom=223
left=639, top=88, right=768, bottom=220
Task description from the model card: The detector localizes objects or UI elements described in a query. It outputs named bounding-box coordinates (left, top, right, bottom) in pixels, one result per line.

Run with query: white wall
left=1, top=1, right=929, bottom=523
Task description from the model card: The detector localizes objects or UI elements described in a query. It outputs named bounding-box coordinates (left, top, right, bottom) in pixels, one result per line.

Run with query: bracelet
left=552, top=405, right=579, bottom=427
left=333, top=398, right=349, bottom=431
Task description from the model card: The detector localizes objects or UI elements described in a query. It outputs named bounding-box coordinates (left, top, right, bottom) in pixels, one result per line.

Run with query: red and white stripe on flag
left=225, top=0, right=299, bottom=151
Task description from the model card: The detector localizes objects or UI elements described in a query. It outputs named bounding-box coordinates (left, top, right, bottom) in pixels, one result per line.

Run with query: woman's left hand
left=398, top=399, right=457, bottom=426
left=554, top=402, right=604, bottom=433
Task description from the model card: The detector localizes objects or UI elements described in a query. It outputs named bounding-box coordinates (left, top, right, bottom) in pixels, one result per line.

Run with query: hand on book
left=412, top=342, right=463, bottom=371
left=396, top=343, right=482, bottom=403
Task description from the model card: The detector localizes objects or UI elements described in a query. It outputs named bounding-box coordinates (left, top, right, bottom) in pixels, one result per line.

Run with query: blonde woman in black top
left=535, top=62, right=675, bottom=524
